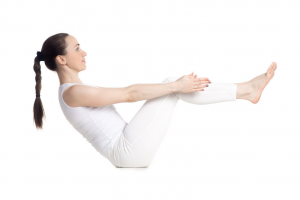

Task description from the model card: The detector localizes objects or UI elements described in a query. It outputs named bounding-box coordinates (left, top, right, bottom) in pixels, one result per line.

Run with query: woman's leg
left=105, top=77, right=238, bottom=168
left=104, top=62, right=277, bottom=167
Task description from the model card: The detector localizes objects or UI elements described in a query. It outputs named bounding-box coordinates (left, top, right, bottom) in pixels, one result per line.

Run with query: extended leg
left=105, top=77, right=239, bottom=168
left=105, top=63, right=277, bottom=167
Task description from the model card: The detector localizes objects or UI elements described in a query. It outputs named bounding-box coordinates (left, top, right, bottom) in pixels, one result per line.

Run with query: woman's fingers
left=196, top=77, right=210, bottom=81
left=194, top=79, right=210, bottom=84
left=193, top=76, right=210, bottom=81
left=194, top=78, right=211, bottom=85
left=193, top=83, right=208, bottom=88
left=193, top=81, right=209, bottom=88
left=190, top=74, right=209, bottom=81
left=191, top=76, right=210, bottom=92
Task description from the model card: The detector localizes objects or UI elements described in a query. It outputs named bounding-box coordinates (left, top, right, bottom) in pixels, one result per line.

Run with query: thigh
left=109, top=77, right=180, bottom=167
left=123, top=77, right=180, bottom=145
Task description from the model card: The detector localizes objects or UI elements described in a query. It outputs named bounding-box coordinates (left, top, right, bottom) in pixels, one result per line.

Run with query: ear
left=56, top=55, right=66, bottom=65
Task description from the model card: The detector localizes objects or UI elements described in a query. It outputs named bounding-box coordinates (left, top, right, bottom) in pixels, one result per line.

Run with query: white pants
left=102, top=77, right=237, bottom=168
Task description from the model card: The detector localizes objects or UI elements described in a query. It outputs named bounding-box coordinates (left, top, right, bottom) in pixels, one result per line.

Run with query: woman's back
left=58, top=83, right=128, bottom=156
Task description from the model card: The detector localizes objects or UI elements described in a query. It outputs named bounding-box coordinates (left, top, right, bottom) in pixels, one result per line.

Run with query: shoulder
left=63, top=84, right=130, bottom=107
left=63, top=85, right=99, bottom=107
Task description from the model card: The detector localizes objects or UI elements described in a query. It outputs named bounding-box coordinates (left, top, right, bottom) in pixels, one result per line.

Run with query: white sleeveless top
left=58, top=83, right=128, bottom=155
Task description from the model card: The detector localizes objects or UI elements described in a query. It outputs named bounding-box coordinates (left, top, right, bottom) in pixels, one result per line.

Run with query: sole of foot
left=248, top=62, right=277, bottom=104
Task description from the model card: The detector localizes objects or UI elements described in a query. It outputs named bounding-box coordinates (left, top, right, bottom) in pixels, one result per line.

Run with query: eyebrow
left=74, top=44, right=80, bottom=48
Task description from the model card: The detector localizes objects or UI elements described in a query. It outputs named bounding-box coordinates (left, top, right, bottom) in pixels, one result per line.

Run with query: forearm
left=128, top=82, right=178, bottom=102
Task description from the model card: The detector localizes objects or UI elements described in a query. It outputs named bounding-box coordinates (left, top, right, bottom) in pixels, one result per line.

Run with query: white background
left=0, top=0, right=299, bottom=199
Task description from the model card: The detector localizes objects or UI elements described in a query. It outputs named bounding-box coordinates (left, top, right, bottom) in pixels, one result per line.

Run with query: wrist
left=167, top=81, right=178, bottom=93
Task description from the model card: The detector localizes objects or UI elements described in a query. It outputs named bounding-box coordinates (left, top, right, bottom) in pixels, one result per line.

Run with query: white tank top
left=58, top=83, right=128, bottom=155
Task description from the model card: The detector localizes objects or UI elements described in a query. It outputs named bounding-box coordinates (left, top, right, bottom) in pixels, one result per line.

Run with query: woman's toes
left=274, top=63, right=277, bottom=71
left=268, top=63, right=274, bottom=70
left=271, top=62, right=277, bottom=71
left=268, top=62, right=277, bottom=73
left=268, top=68, right=274, bottom=75
left=268, top=67, right=273, bottom=73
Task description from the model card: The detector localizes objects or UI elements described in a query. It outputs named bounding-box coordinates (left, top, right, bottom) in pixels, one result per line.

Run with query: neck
left=57, top=65, right=83, bottom=86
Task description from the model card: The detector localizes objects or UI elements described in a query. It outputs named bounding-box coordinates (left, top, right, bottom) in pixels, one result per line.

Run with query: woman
left=33, top=33, right=277, bottom=168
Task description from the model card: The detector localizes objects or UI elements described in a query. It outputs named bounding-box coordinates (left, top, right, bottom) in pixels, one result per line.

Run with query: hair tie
left=37, top=51, right=44, bottom=61
left=36, top=95, right=40, bottom=98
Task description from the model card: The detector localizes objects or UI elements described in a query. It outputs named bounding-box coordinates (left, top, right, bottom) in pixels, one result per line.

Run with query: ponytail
left=32, top=33, right=69, bottom=130
left=33, top=56, right=46, bottom=130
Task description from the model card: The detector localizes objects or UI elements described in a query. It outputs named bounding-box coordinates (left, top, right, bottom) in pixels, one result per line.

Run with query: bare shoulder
left=63, top=85, right=98, bottom=108
left=63, top=84, right=131, bottom=108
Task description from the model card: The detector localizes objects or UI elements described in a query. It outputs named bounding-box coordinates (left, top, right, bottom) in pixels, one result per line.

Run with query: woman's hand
left=175, top=72, right=210, bottom=93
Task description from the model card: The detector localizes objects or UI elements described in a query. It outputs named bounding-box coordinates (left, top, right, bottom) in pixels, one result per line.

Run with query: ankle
left=236, top=83, right=252, bottom=100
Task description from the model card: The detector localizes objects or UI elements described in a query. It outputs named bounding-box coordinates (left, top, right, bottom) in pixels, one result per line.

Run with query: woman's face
left=59, top=35, right=87, bottom=71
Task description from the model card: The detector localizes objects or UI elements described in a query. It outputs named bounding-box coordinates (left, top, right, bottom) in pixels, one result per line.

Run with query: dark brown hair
left=33, top=33, right=69, bottom=130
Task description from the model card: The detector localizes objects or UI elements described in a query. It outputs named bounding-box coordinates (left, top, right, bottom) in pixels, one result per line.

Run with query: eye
left=76, top=47, right=80, bottom=51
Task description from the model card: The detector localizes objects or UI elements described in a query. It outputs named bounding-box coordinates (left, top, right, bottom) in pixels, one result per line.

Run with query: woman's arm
left=128, top=74, right=209, bottom=102
left=128, top=82, right=178, bottom=102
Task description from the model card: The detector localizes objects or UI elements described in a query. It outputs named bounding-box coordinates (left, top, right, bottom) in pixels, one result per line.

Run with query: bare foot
left=247, top=62, right=277, bottom=104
